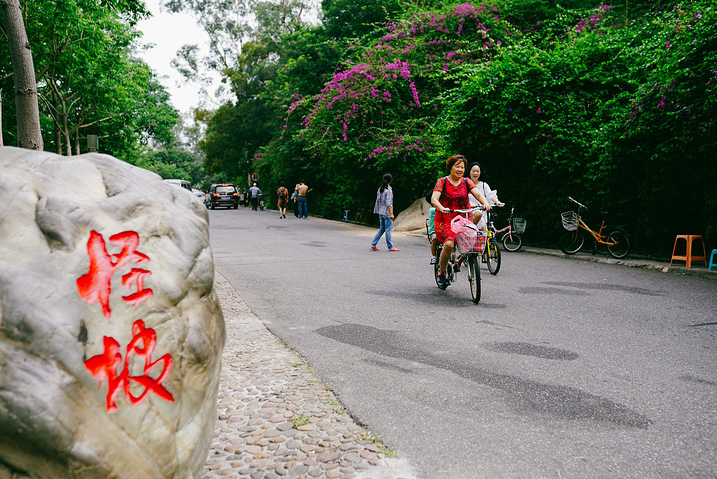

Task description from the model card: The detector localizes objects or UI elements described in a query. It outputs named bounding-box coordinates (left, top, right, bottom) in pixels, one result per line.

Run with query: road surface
left=209, top=207, right=717, bottom=479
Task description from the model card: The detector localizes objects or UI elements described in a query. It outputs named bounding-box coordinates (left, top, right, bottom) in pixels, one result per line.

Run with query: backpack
left=425, top=178, right=445, bottom=204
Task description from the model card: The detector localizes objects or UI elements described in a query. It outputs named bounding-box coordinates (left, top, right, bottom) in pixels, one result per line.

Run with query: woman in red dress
left=430, top=155, right=491, bottom=285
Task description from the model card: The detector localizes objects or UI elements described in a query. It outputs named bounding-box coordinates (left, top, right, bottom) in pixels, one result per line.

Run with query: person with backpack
left=430, top=155, right=491, bottom=286
left=277, top=183, right=289, bottom=218
left=370, top=173, right=399, bottom=252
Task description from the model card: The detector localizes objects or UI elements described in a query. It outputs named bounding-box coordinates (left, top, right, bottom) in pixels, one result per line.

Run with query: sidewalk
left=202, top=273, right=418, bottom=479
left=520, top=245, right=717, bottom=281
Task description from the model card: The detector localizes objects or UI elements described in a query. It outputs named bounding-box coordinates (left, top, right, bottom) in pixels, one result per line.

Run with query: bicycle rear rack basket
left=561, top=211, right=579, bottom=231
left=512, top=218, right=527, bottom=234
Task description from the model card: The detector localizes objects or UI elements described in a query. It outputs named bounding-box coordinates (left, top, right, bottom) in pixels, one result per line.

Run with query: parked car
left=191, top=188, right=206, bottom=202
left=206, top=184, right=239, bottom=209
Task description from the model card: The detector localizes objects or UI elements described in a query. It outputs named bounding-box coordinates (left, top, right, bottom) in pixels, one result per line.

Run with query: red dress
left=433, top=176, right=476, bottom=243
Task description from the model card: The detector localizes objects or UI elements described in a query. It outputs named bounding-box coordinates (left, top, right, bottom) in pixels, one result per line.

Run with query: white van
left=163, top=179, right=191, bottom=191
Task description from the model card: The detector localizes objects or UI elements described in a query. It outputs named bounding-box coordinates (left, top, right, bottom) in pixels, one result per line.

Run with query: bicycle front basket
left=561, top=211, right=579, bottom=231
left=513, top=218, right=527, bottom=234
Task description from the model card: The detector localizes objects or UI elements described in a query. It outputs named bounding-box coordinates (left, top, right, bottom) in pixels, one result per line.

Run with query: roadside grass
left=289, top=349, right=396, bottom=458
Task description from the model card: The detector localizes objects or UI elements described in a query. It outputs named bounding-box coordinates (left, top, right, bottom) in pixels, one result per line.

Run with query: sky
left=136, top=0, right=222, bottom=113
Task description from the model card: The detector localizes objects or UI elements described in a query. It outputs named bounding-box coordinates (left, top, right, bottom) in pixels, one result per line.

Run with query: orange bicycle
left=559, top=197, right=630, bottom=259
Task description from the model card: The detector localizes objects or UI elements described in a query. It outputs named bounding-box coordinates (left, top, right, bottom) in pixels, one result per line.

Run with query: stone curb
left=202, top=273, right=419, bottom=479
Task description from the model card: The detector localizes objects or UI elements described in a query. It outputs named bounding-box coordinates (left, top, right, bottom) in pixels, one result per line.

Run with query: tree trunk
left=1, top=0, right=43, bottom=150
left=0, top=89, right=4, bottom=147
left=55, top=125, right=62, bottom=155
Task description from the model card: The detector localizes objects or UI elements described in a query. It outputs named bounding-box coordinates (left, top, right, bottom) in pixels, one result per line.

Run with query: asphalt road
left=208, top=206, right=717, bottom=479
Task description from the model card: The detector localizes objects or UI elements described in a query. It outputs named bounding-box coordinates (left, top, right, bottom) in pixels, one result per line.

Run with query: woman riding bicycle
left=467, top=162, right=504, bottom=233
left=430, top=155, right=491, bottom=286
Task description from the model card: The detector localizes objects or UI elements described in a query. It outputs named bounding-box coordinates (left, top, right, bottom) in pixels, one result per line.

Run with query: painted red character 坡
left=84, top=319, right=174, bottom=413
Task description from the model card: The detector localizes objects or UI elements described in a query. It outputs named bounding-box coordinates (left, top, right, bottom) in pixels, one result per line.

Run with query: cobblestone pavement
left=202, top=273, right=419, bottom=479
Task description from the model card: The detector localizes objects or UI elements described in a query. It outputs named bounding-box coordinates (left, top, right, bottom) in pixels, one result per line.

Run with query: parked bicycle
left=426, top=206, right=486, bottom=303
left=488, top=206, right=526, bottom=252
left=559, top=197, right=630, bottom=259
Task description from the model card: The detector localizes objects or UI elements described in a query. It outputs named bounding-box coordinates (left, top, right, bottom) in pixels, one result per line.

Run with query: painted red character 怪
left=76, top=230, right=153, bottom=319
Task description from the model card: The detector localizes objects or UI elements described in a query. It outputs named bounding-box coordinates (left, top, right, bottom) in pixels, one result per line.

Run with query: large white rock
left=394, top=197, right=431, bottom=233
left=0, top=147, right=225, bottom=479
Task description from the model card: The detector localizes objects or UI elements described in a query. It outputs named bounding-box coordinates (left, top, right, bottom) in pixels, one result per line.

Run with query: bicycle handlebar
left=448, top=206, right=486, bottom=213
left=568, top=196, right=587, bottom=210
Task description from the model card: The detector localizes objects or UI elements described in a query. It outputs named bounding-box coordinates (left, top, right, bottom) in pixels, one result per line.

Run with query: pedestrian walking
left=370, top=173, right=399, bottom=252
left=277, top=184, right=289, bottom=218
left=249, top=183, right=262, bottom=211
left=295, top=180, right=309, bottom=219
left=291, top=189, right=299, bottom=217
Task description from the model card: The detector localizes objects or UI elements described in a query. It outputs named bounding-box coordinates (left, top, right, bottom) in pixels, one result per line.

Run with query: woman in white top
left=467, top=162, right=504, bottom=232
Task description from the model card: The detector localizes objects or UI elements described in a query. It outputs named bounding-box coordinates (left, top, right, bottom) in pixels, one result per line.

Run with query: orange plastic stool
left=670, top=235, right=707, bottom=268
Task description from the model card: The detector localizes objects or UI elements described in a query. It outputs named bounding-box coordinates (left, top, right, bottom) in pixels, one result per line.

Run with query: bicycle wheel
left=467, top=253, right=481, bottom=303
left=502, top=232, right=522, bottom=252
left=434, top=247, right=448, bottom=289
left=560, top=231, right=584, bottom=255
left=486, top=238, right=501, bottom=275
left=607, top=229, right=630, bottom=259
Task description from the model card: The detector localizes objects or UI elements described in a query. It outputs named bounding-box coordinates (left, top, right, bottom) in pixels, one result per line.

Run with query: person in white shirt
left=467, top=162, right=504, bottom=232
left=249, top=183, right=262, bottom=211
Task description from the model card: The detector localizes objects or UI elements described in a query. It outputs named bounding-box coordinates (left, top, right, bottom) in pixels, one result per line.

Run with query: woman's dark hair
left=466, top=162, right=482, bottom=178
left=446, top=154, right=467, bottom=171
left=379, top=173, right=393, bottom=193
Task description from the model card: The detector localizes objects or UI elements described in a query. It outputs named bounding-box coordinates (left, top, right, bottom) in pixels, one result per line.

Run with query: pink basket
left=451, top=216, right=479, bottom=254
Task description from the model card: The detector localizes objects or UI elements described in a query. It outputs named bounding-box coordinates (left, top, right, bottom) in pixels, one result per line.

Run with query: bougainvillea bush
left=268, top=2, right=515, bottom=216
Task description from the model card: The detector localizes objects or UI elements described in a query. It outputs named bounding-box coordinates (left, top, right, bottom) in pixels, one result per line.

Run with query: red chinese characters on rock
left=77, top=230, right=173, bottom=412
left=84, top=320, right=174, bottom=413
left=76, top=230, right=153, bottom=320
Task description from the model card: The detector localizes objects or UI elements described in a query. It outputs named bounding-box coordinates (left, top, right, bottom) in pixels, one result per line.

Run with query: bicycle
left=482, top=211, right=502, bottom=275
left=559, top=197, right=630, bottom=259
left=426, top=206, right=486, bottom=303
left=487, top=206, right=526, bottom=252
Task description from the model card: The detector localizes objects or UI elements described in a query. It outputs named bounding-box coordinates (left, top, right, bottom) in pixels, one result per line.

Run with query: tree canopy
left=0, top=0, right=180, bottom=162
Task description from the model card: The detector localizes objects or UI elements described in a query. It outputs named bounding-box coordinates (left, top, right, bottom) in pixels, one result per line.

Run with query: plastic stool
left=669, top=235, right=707, bottom=268
left=709, top=249, right=717, bottom=271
